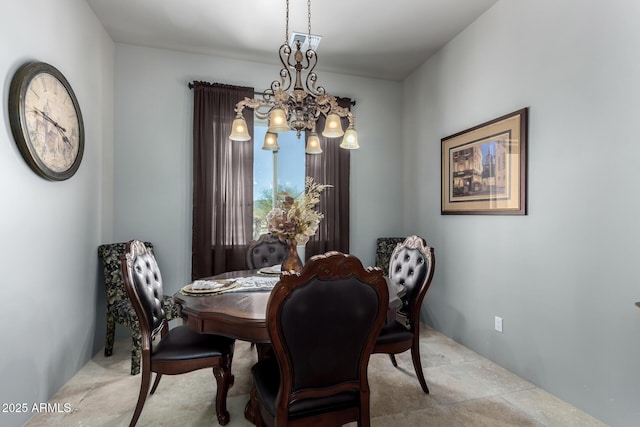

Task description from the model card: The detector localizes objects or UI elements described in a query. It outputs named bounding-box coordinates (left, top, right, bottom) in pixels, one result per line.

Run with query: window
left=252, top=125, right=305, bottom=239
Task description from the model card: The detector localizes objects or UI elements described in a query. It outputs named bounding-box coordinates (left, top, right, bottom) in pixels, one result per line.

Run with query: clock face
left=9, top=62, right=84, bottom=180
left=24, top=73, right=81, bottom=173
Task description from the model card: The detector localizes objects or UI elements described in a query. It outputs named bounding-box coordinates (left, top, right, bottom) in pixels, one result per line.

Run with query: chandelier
left=228, top=0, right=359, bottom=154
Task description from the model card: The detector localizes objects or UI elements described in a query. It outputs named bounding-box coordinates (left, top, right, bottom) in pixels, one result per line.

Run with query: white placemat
left=225, top=276, right=279, bottom=292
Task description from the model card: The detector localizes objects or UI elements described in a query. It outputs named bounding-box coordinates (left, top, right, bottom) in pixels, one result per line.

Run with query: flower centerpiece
left=266, top=177, right=331, bottom=272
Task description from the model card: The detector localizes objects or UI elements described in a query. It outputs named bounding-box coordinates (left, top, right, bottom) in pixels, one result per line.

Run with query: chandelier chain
left=307, top=0, right=312, bottom=36
left=285, top=0, right=289, bottom=44
left=285, top=0, right=312, bottom=40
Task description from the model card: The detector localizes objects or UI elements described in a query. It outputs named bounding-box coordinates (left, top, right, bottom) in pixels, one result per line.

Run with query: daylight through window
left=252, top=125, right=305, bottom=239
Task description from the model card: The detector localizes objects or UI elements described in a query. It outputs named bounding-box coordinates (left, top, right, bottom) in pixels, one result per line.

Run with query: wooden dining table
left=174, top=269, right=406, bottom=345
left=173, top=268, right=405, bottom=424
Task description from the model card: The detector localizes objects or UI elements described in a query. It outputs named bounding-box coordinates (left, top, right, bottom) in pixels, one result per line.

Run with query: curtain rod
left=187, top=82, right=356, bottom=106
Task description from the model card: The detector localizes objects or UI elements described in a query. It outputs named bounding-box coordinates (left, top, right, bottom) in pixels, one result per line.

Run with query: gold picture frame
left=441, top=108, right=528, bottom=215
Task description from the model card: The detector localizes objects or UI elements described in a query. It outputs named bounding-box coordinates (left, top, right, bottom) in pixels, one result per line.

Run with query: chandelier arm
left=345, top=111, right=355, bottom=128
left=235, top=97, right=274, bottom=120
left=331, top=105, right=352, bottom=119
left=276, top=44, right=293, bottom=93
left=233, top=98, right=250, bottom=116
left=316, top=94, right=332, bottom=110
left=261, top=89, right=274, bottom=103
left=239, top=97, right=263, bottom=111
left=316, top=95, right=331, bottom=117
left=254, top=108, right=271, bottom=120
left=304, top=49, right=325, bottom=97
left=319, top=96, right=350, bottom=118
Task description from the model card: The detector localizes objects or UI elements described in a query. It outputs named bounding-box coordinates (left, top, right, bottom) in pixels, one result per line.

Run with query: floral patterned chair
left=375, top=237, right=405, bottom=271
left=98, top=241, right=181, bottom=375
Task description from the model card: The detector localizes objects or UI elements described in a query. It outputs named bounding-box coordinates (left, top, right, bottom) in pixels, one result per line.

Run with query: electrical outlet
left=494, top=316, right=503, bottom=333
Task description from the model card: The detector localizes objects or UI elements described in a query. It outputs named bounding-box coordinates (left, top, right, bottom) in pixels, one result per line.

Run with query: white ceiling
left=86, top=0, right=498, bottom=81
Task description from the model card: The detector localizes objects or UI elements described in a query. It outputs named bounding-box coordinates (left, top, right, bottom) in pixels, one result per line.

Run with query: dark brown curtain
left=305, top=97, right=351, bottom=258
left=191, top=82, right=254, bottom=279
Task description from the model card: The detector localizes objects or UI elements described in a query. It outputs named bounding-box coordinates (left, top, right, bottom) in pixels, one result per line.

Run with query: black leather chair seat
left=376, top=320, right=414, bottom=345
left=153, top=326, right=234, bottom=362
left=251, top=357, right=359, bottom=419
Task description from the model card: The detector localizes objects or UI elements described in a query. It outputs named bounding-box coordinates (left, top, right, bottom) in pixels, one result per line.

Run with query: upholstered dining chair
left=248, top=251, right=389, bottom=427
left=120, top=240, right=236, bottom=426
left=374, top=237, right=405, bottom=270
left=246, top=233, right=288, bottom=269
left=98, top=241, right=181, bottom=375
left=373, top=235, right=435, bottom=394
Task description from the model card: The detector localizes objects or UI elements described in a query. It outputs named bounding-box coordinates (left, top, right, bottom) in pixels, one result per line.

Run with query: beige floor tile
left=500, top=388, right=607, bottom=427
left=419, top=325, right=484, bottom=367
left=25, top=326, right=602, bottom=427
left=427, top=357, right=535, bottom=405
left=442, top=395, right=543, bottom=427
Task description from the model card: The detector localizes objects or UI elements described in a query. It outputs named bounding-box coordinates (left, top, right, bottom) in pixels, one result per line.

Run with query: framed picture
left=441, top=108, right=528, bottom=215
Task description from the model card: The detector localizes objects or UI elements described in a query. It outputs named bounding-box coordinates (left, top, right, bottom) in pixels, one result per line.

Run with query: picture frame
left=441, top=108, right=528, bottom=215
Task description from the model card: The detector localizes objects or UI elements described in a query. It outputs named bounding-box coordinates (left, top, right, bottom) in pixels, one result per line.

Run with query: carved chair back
left=121, top=240, right=167, bottom=344
left=388, top=235, right=435, bottom=326
left=266, top=251, right=389, bottom=424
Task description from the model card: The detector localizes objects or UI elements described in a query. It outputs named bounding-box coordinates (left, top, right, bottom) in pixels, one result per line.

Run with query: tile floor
left=25, top=325, right=606, bottom=426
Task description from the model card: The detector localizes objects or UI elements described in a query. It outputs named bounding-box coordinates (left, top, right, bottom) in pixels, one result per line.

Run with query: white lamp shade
left=262, top=132, right=279, bottom=150
left=339, top=128, right=359, bottom=149
left=322, top=113, right=345, bottom=138
left=267, top=108, right=290, bottom=133
left=305, top=133, right=322, bottom=154
left=229, top=117, right=251, bottom=141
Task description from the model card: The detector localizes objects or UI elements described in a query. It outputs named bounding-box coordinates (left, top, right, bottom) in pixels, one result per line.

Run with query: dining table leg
left=255, top=343, right=274, bottom=361
left=244, top=343, right=273, bottom=425
left=213, top=353, right=234, bottom=425
left=244, top=385, right=261, bottom=425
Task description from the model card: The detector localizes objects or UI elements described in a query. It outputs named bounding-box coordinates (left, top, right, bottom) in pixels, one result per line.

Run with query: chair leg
left=212, top=354, right=234, bottom=425
left=162, top=297, right=180, bottom=322
left=359, top=390, right=371, bottom=427
left=129, top=367, right=152, bottom=427
left=245, top=385, right=264, bottom=427
left=410, top=339, right=429, bottom=394
left=389, top=354, right=398, bottom=367
left=104, top=315, right=115, bottom=357
left=130, top=328, right=142, bottom=375
left=150, top=373, right=163, bottom=394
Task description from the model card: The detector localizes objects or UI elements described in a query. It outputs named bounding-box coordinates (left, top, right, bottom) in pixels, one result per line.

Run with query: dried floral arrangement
left=266, top=177, right=331, bottom=244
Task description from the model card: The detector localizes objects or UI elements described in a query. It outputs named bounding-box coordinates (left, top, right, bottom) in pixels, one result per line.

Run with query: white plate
left=258, top=266, right=281, bottom=275
left=181, top=280, right=237, bottom=294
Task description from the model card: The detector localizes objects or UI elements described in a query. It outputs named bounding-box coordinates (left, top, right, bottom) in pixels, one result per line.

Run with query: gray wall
left=0, top=0, right=114, bottom=426
left=404, top=0, right=640, bottom=425
left=2, top=0, right=638, bottom=426
left=112, top=44, right=404, bottom=295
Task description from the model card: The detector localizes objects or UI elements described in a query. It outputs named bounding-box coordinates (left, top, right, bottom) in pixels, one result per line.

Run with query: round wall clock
left=8, top=61, right=84, bottom=181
